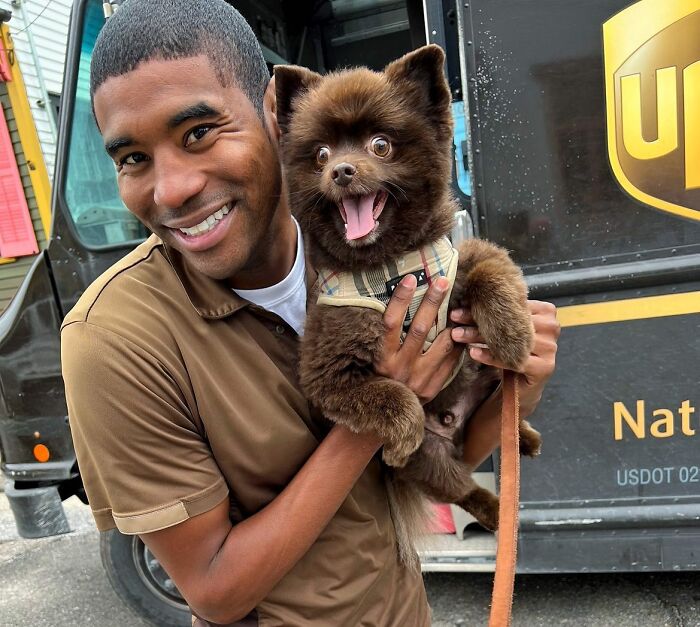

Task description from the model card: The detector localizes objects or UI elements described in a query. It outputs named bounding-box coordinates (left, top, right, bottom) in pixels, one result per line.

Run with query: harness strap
left=488, top=370, right=520, bottom=627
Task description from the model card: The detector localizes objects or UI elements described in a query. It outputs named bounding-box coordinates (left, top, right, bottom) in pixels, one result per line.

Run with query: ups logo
left=603, top=0, right=700, bottom=221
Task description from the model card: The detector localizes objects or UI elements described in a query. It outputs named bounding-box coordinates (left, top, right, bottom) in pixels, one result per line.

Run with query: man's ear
left=273, top=65, right=322, bottom=133
left=263, top=75, right=281, bottom=143
left=384, top=45, right=451, bottom=120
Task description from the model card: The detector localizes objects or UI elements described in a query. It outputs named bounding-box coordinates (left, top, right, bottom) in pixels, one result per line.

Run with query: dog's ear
left=273, top=65, right=322, bottom=133
left=384, top=45, right=451, bottom=129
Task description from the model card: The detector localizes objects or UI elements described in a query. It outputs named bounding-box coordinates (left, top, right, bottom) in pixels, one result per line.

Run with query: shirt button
left=275, top=325, right=285, bottom=335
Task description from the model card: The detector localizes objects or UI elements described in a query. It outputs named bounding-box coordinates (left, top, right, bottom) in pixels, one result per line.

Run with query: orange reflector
left=33, top=444, right=50, bottom=463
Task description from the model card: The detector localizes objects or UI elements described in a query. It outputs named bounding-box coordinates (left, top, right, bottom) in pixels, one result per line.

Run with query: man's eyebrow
left=168, top=102, right=221, bottom=129
left=105, top=136, right=134, bottom=157
left=102, top=103, right=220, bottom=156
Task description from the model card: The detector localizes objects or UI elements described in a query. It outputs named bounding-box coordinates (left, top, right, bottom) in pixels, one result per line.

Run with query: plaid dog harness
left=316, top=236, right=465, bottom=386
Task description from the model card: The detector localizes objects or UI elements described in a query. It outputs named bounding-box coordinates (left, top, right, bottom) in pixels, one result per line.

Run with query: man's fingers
left=525, top=355, right=556, bottom=382
left=451, top=325, right=483, bottom=345
left=532, top=335, right=558, bottom=358
left=532, top=312, right=561, bottom=340
left=468, top=346, right=516, bottom=372
left=408, top=333, right=449, bottom=394
left=382, top=274, right=417, bottom=355
left=470, top=346, right=554, bottom=386
left=417, top=328, right=457, bottom=375
left=528, top=300, right=557, bottom=317
left=449, top=308, right=475, bottom=325
left=399, top=277, right=449, bottom=360
left=421, top=343, right=465, bottom=402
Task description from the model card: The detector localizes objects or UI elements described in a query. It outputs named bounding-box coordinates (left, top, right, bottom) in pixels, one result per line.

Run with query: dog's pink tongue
left=343, top=194, right=377, bottom=240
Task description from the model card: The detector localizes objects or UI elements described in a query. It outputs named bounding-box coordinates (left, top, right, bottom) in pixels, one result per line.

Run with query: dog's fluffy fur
left=275, top=45, right=541, bottom=566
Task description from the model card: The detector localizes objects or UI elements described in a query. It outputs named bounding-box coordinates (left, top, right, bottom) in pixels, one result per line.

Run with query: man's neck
left=226, top=202, right=298, bottom=290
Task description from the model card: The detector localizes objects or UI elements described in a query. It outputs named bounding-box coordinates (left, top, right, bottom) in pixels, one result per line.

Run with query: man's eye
left=119, top=153, right=149, bottom=167
left=185, top=125, right=214, bottom=147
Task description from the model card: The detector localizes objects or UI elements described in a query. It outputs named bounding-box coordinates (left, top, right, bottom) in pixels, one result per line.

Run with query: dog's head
left=275, top=45, right=455, bottom=269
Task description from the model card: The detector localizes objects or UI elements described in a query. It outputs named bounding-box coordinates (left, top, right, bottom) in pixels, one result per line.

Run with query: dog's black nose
left=332, top=162, right=356, bottom=187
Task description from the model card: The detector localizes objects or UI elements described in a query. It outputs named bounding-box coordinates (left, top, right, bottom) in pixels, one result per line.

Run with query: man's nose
left=152, top=151, right=207, bottom=209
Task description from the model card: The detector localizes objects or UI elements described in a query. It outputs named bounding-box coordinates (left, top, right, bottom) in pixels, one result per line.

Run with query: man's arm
left=63, top=321, right=387, bottom=625
left=142, top=287, right=559, bottom=623
left=142, top=425, right=380, bottom=624
left=142, top=276, right=460, bottom=623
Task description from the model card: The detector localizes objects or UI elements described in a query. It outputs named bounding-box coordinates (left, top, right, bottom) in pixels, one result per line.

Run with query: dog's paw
left=457, top=486, right=500, bottom=531
left=477, top=502, right=499, bottom=532
left=455, top=242, right=533, bottom=371
left=519, top=420, right=542, bottom=457
left=478, top=309, right=533, bottom=371
left=382, top=421, right=424, bottom=468
left=360, top=384, right=424, bottom=468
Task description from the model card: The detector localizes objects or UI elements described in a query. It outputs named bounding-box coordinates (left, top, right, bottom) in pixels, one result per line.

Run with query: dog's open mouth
left=337, top=190, right=388, bottom=241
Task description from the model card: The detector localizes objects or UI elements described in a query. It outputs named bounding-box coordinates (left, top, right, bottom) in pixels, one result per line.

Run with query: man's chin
left=155, top=229, right=235, bottom=274
left=187, top=253, right=246, bottom=281
left=163, top=234, right=245, bottom=281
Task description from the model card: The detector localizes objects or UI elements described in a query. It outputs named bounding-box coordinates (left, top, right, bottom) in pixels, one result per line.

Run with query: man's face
left=93, top=55, right=282, bottom=280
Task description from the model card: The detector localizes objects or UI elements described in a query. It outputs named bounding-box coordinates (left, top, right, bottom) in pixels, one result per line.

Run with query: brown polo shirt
left=61, top=234, right=430, bottom=626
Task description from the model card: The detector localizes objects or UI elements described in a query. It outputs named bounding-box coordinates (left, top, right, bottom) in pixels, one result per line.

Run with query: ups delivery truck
left=0, top=0, right=698, bottom=624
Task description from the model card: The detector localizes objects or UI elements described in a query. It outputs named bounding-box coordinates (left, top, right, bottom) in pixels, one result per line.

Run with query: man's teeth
left=179, top=204, right=231, bottom=236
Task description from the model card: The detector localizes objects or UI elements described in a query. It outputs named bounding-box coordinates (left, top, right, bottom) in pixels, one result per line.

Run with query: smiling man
left=60, top=1, right=559, bottom=625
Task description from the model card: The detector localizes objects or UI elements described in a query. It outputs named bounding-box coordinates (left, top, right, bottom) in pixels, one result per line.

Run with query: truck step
left=419, top=529, right=497, bottom=572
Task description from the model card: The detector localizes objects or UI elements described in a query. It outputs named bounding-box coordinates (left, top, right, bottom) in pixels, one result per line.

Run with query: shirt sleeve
left=61, top=321, right=229, bottom=534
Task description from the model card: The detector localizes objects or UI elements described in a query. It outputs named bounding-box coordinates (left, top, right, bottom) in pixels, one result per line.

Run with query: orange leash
left=488, top=370, right=520, bottom=627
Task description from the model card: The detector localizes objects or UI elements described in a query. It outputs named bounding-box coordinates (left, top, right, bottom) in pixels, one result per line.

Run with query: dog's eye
left=316, top=146, right=331, bottom=166
left=370, top=136, right=391, bottom=157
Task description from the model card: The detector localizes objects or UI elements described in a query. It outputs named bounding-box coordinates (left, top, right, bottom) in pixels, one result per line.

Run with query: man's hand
left=375, top=271, right=560, bottom=413
left=374, top=274, right=465, bottom=404
left=450, top=300, right=560, bottom=416
left=453, top=299, right=559, bottom=467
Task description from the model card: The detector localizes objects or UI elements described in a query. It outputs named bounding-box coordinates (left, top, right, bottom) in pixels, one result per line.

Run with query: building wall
left=0, top=0, right=72, bottom=180
left=0, top=2, right=71, bottom=311
left=0, top=80, right=48, bottom=311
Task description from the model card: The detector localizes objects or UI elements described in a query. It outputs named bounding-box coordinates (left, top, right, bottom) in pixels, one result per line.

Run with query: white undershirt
left=232, top=218, right=307, bottom=336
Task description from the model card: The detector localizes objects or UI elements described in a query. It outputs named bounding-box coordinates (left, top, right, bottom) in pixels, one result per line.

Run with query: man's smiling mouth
left=176, top=202, right=233, bottom=237
left=167, top=201, right=238, bottom=253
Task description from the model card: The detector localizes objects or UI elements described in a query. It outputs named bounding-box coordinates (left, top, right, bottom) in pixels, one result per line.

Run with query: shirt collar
left=161, top=240, right=248, bottom=319
left=160, top=237, right=318, bottom=320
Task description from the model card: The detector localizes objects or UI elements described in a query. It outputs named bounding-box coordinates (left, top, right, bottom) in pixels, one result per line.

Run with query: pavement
left=0, top=492, right=151, bottom=626
left=1, top=492, right=700, bottom=626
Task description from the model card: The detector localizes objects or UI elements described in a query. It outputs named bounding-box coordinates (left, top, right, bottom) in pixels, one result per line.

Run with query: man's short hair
left=90, top=0, right=270, bottom=116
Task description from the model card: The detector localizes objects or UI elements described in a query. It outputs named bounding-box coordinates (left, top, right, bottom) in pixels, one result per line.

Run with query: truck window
left=467, top=1, right=699, bottom=272
left=62, top=0, right=147, bottom=248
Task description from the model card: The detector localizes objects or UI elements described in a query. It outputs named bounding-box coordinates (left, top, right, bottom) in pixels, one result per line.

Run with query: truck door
left=47, top=0, right=149, bottom=318
left=460, top=0, right=700, bottom=572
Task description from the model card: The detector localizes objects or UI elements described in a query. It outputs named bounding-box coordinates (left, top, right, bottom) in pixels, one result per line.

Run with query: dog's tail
left=385, top=473, right=432, bottom=571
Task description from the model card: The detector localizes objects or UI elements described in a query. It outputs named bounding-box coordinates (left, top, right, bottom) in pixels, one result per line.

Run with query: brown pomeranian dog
left=274, top=45, right=541, bottom=564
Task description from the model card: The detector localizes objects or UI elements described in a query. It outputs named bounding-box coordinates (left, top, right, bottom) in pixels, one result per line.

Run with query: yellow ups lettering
left=684, top=60, right=700, bottom=190
left=620, top=61, right=700, bottom=191
left=613, top=400, right=697, bottom=441
left=621, top=66, right=678, bottom=160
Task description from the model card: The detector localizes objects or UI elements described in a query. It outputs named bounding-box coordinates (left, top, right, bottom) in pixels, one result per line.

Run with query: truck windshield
left=62, top=0, right=147, bottom=248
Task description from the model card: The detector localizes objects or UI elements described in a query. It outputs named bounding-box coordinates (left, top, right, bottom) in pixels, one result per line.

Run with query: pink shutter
left=0, top=46, right=11, bottom=82
left=0, top=104, right=38, bottom=258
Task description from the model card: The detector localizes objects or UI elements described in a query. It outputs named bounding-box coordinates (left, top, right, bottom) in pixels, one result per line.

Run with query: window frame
left=53, top=0, right=148, bottom=253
